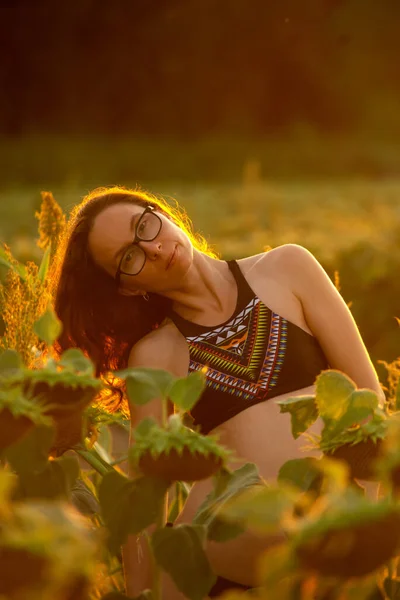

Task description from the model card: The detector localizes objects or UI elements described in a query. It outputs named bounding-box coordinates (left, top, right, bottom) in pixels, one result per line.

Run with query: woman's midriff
left=210, top=383, right=323, bottom=479
left=174, top=383, right=323, bottom=524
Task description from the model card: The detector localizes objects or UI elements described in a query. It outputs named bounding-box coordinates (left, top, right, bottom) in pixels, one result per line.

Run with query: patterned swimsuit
left=169, top=259, right=329, bottom=434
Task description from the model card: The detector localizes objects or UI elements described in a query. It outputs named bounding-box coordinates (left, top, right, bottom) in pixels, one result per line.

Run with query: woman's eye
left=138, top=220, right=147, bottom=235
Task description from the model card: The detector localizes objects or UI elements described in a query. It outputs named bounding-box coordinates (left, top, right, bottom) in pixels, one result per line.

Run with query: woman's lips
left=166, top=245, right=177, bottom=270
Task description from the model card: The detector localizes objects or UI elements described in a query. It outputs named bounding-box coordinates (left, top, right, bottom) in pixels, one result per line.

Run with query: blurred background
left=0, top=0, right=399, bottom=386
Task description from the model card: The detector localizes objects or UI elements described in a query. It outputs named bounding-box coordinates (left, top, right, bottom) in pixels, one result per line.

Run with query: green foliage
left=1, top=188, right=400, bottom=598
left=315, top=370, right=356, bottom=421
left=383, top=578, right=400, bottom=599
left=5, top=424, right=55, bottom=474
left=151, top=524, right=216, bottom=600
left=4, top=423, right=80, bottom=502
left=168, top=371, right=207, bottom=413
left=292, top=491, right=400, bottom=578
left=37, top=244, right=51, bottom=283
left=99, top=470, right=169, bottom=555
left=0, top=348, right=23, bottom=372
left=117, top=366, right=206, bottom=415
left=0, top=385, right=50, bottom=425
left=276, top=395, right=318, bottom=439
left=278, top=371, right=389, bottom=459
left=278, top=458, right=322, bottom=493
left=220, top=483, right=297, bottom=534
left=115, top=367, right=175, bottom=406
left=192, top=463, right=260, bottom=542
left=0, top=245, right=27, bottom=280
left=0, top=344, right=101, bottom=395
left=12, top=455, right=80, bottom=501
left=130, top=413, right=230, bottom=464
left=0, top=471, right=98, bottom=598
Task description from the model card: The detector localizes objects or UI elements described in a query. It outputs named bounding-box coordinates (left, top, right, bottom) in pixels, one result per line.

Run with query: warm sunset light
left=1, top=2, right=400, bottom=599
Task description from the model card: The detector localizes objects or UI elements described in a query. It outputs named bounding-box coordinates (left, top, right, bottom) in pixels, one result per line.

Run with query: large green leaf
left=12, top=454, right=80, bottom=501
left=151, top=524, right=216, bottom=600
left=0, top=349, right=23, bottom=374
left=70, top=478, right=100, bottom=516
left=324, top=389, right=378, bottom=439
left=5, top=424, right=55, bottom=475
left=129, top=475, right=170, bottom=533
left=115, top=367, right=175, bottom=406
left=220, top=485, right=297, bottom=533
left=134, top=417, right=157, bottom=437
left=193, top=463, right=261, bottom=541
left=276, top=395, right=318, bottom=439
left=295, top=490, right=400, bottom=543
left=37, top=244, right=51, bottom=283
left=168, top=371, right=206, bottom=412
left=315, top=370, right=355, bottom=422
left=383, top=577, right=400, bottom=599
left=99, top=471, right=169, bottom=554
left=257, top=543, right=299, bottom=589
left=33, top=306, right=63, bottom=347
left=278, top=458, right=322, bottom=493
left=59, top=348, right=95, bottom=376
left=98, top=471, right=137, bottom=554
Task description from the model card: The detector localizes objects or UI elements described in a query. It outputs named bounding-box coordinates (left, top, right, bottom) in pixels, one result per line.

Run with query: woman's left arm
left=278, top=244, right=385, bottom=403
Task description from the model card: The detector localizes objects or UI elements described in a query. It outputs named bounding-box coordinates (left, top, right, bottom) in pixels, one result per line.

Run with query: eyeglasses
left=115, top=205, right=162, bottom=288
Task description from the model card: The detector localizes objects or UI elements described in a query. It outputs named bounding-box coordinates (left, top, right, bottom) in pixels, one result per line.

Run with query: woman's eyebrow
left=114, top=213, right=140, bottom=261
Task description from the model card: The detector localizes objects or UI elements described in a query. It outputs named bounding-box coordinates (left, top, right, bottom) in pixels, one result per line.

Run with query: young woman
left=53, top=185, right=384, bottom=598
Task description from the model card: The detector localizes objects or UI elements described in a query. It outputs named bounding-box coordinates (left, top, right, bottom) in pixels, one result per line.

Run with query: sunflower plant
left=97, top=365, right=238, bottom=600
left=277, top=370, right=390, bottom=480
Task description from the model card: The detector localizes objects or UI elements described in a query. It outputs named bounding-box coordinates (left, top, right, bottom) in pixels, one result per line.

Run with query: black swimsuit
left=170, top=259, right=329, bottom=434
left=169, top=259, right=329, bottom=595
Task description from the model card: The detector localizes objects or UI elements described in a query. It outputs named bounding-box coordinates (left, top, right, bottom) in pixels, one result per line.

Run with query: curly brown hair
left=50, top=185, right=217, bottom=413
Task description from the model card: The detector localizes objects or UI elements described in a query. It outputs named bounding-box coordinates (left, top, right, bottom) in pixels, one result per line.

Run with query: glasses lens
left=137, top=212, right=161, bottom=241
left=120, top=245, right=146, bottom=275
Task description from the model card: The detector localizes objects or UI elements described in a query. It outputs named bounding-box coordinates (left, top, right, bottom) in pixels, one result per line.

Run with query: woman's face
left=88, top=202, right=193, bottom=295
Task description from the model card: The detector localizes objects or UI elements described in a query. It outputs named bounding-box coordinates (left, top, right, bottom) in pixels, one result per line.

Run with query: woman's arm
left=273, top=244, right=385, bottom=402
left=121, top=324, right=189, bottom=597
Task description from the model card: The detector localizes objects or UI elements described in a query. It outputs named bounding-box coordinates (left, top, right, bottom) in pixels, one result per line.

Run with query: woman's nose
left=138, top=239, right=162, bottom=259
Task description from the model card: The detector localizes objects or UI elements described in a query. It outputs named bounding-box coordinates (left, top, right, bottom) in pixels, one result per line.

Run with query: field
left=1, top=177, right=399, bottom=384
left=0, top=177, right=400, bottom=598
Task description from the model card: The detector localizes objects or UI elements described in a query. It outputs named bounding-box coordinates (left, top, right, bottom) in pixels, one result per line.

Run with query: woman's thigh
left=174, top=477, right=284, bottom=587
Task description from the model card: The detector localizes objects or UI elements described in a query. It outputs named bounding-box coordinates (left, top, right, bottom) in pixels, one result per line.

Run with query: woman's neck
left=163, top=252, right=237, bottom=322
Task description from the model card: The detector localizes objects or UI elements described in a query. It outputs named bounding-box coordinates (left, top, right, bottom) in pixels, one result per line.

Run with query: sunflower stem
left=74, top=447, right=113, bottom=477
left=152, top=489, right=168, bottom=600
left=161, top=395, right=168, bottom=428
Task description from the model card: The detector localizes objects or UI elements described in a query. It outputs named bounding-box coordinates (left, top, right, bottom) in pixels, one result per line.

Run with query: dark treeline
left=1, top=0, right=400, bottom=138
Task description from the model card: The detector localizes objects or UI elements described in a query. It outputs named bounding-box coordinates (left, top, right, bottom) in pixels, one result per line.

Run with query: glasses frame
left=115, top=205, right=162, bottom=288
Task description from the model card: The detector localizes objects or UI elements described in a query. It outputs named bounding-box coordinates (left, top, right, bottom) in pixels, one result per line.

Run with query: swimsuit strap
left=169, top=259, right=256, bottom=336
left=226, top=259, right=256, bottom=312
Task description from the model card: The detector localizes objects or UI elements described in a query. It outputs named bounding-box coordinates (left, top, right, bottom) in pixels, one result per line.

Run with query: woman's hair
left=51, top=185, right=217, bottom=413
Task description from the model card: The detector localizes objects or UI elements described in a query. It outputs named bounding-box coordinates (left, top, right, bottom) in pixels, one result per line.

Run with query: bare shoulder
left=239, top=244, right=317, bottom=290
left=240, top=245, right=384, bottom=399
left=128, top=319, right=189, bottom=378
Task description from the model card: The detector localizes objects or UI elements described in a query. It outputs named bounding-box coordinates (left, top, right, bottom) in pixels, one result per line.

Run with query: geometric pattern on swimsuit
left=187, top=295, right=288, bottom=401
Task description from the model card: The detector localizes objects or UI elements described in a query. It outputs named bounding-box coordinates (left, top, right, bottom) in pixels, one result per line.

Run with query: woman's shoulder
left=128, top=318, right=189, bottom=377
left=238, top=243, right=314, bottom=283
